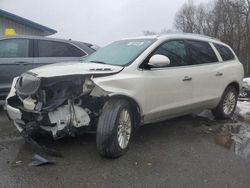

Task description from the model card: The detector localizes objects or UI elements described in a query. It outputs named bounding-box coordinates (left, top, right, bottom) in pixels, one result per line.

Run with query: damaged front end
left=6, top=72, right=108, bottom=139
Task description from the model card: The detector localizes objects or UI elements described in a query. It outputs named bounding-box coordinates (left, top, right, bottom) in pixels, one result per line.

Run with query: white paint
left=148, top=54, right=170, bottom=67
left=5, top=77, right=18, bottom=100
left=7, top=34, right=244, bottom=128
left=93, top=34, right=244, bottom=123
left=5, top=77, right=22, bottom=121
left=6, top=104, right=22, bottom=121
left=30, top=62, right=123, bottom=78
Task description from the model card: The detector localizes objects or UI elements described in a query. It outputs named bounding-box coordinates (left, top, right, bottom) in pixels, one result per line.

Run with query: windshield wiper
left=89, top=60, right=107, bottom=64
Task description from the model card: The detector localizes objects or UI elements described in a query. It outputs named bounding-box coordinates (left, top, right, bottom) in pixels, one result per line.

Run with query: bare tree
left=174, top=0, right=250, bottom=76
left=143, top=30, right=157, bottom=36
left=174, top=1, right=197, bottom=33
left=143, top=29, right=175, bottom=36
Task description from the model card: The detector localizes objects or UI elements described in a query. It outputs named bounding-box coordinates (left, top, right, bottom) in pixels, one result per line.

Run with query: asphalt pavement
left=0, top=109, right=250, bottom=188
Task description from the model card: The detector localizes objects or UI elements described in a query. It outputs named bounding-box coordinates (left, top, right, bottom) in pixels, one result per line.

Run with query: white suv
left=6, top=34, right=244, bottom=158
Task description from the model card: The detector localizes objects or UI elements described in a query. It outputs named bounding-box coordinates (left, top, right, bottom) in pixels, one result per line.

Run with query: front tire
left=96, top=99, right=133, bottom=158
left=212, top=86, right=238, bottom=120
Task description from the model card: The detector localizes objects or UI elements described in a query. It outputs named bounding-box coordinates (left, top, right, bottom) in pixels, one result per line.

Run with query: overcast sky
left=1, top=0, right=207, bottom=46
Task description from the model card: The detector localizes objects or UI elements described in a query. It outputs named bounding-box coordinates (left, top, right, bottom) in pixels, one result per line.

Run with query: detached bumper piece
left=22, top=131, right=63, bottom=158
left=29, top=154, right=55, bottom=166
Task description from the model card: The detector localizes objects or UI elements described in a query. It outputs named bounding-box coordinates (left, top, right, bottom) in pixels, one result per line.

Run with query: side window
left=153, top=40, right=188, bottom=67
left=0, top=39, right=29, bottom=58
left=213, top=43, right=235, bottom=61
left=186, top=40, right=218, bottom=64
left=67, top=43, right=87, bottom=57
left=38, top=40, right=73, bottom=57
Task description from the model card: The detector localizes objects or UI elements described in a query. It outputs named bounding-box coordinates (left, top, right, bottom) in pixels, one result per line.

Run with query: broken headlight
left=82, top=79, right=95, bottom=95
left=16, top=73, right=41, bottom=97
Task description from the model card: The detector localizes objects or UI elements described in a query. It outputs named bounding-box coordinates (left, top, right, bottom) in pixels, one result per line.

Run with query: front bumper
left=6, top=104, right=24, bottom=132
left=6, top=103, right=63, bottom=157
left=6, top=79, right=91, bottom=139
left=5, top=75, right=108, bottom=140
left=6, top=98, right=91, bottom=139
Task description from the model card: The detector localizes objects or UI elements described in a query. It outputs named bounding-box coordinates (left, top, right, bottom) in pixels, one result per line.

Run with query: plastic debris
left=147, top=162, right=152, bottom=166
left=29, top=154, right=55, bottom=166
left=12, top=160, right=23, bottom=167
left=21, top=130, right=63, bottom=158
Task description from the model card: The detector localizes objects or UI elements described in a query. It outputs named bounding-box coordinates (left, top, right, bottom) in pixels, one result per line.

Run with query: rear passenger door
left=33, top=40, right=87, bottom=68
left=0, top=38, right=33, bottom=94
left=184, top=40, right=222, bottom=108
left=213, top=43, right=238, bottom=93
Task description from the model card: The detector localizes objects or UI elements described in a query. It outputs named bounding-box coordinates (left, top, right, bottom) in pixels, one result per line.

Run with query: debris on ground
left=21, top=131, right=63, bottom=158
left=194, top=110, right=215, bottom=121
left=208, top=128, right=213, bottom=132
left=12, top=160, right=23, bottom=167
left=29, top=154, right=55, bottom=166
left=147, top=162, right=152, bottom=166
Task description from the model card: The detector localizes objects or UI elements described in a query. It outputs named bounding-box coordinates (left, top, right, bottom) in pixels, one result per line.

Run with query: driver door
left=142, top=40, right=195, bottom=123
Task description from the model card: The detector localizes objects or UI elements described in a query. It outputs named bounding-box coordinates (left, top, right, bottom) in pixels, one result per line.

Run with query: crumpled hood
left=29, top=61, right=124, bottom=78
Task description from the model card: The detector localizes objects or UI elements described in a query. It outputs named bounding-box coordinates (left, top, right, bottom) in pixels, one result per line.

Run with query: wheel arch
left=212, top=81, right=240, bottom=120
left=108, top=94, right=143, bottom=128
left=226, top=81, right=240, bottom=95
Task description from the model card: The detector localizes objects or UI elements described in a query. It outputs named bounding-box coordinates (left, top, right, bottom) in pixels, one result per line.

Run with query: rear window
left=213, top=43, right=235, bottom=61
left=186, top=40, right=218, bottom=64
left=67, top=44, right=87, bottom=57
left=38, top=40, right=86, bottom=57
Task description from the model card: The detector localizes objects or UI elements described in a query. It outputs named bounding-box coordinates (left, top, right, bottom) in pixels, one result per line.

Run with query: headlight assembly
left=82, top=79, right=95, bottom=95
left=16, top=73, right=41, bottom=97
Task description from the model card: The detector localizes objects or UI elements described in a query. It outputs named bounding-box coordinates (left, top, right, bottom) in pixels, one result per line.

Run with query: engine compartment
left=7, top=72, right=108, bottom=139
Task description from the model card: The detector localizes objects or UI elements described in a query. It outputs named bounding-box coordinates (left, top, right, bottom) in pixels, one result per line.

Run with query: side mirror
left=148, top=54, right=170, bottom=68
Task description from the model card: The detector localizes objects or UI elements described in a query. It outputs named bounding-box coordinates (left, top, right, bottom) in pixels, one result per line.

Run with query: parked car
left=6, top=34, right=244, bottom=158
left=0, top=35, right=97, bottom=99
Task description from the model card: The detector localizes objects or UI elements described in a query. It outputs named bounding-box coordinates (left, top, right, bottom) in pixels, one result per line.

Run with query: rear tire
left=212, top=86, right=238, bottom=120
left=96, top=99, right=133, bottom=158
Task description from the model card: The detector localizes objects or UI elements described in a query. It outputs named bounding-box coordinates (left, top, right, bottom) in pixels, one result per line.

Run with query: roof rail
left=181, top=32, right=220, bottom=41
left=155, top=32, right=220, bottom=41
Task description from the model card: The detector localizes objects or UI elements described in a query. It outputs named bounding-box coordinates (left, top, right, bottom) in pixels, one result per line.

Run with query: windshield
left=83, top=39, right=155, bottom=66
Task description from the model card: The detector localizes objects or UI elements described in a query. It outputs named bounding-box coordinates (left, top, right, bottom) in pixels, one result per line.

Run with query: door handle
left=15, top=61, right=31, bottom=65
left=216, top=72, right=223, bottom=77
left=182, top=76, right=192, bottom=82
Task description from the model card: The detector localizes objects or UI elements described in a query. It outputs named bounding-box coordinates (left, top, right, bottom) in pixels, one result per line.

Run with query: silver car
left=0, top=35, right=97, bottom=99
